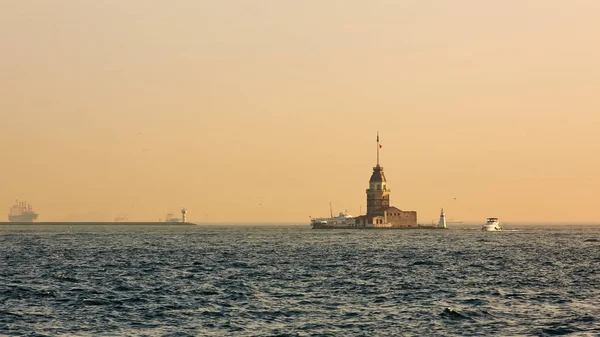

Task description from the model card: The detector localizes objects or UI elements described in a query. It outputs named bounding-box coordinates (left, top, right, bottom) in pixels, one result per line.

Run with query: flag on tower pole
left=376, top=131, right=381, bottom=166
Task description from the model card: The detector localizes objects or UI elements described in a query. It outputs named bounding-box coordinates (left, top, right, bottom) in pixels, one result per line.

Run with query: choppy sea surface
left=1, top=224, right=599, bottom=336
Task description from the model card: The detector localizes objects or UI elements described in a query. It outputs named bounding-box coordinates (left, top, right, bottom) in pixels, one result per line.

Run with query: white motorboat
left=482, top=217, right=502, bottom=231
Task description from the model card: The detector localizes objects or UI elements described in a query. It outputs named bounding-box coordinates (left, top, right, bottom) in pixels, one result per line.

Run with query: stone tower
left=366, top=132, right=390, bottom=215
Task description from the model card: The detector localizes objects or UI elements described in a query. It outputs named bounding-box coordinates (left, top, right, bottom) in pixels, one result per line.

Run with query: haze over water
left=2, top=1, right=600, bottom=223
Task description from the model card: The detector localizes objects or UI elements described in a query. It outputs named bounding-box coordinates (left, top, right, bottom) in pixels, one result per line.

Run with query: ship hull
left=311, top=224, right=436, bottom=229
left=8, top=214, right=38, bottom=222
left=311, top=224, right=359, bottom=229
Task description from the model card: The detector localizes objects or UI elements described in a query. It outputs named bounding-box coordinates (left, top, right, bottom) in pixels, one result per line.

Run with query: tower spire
left=376, top=131, right=380, bottom=167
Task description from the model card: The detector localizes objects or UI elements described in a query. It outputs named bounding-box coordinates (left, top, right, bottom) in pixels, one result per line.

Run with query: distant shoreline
left=0, top=222, right=196, bottom=226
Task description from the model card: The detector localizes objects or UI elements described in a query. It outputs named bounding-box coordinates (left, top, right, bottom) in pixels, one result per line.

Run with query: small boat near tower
left=310, top=202, right=356, bottom=229
left=310, top=212, right=357, bottom=229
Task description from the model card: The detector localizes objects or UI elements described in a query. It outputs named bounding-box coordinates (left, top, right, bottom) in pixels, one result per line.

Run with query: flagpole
left=376, top=131, right=380, bottom=167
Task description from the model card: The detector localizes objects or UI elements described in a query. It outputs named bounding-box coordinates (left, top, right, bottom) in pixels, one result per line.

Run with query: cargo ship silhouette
left=8, top=200, right=38, bottom=222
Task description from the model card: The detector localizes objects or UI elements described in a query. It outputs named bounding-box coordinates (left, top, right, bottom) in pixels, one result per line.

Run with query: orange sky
left=1, top=1, right=599, bottom=223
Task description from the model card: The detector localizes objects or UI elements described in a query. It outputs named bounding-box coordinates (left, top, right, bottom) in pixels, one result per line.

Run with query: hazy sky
left=2, top=1, right=599, bottom=223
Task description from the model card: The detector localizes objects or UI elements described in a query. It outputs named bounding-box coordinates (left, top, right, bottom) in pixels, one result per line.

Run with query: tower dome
left=369, top=165, right=387, bottom=182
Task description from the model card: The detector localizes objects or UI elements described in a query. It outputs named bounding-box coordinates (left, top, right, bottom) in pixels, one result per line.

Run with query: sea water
left=1, top=224, right=599, bottom=336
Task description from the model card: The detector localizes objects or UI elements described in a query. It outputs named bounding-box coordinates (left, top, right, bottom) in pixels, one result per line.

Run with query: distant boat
left=311, top=202, right=356, bottom=229
left=164, top=208, right=188, bottom=223
left=8, top=200, right=38, bottom=222
left=114, top=214, right=128, bottom=222
left=482, top=218, right=502, bottom=231
left=311, top=211, right=356, bottom=229
left=165, top=213, right=182, bottom=223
